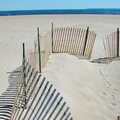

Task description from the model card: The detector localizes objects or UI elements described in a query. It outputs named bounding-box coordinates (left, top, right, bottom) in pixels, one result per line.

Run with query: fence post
left=117, top=28, right=119, bottom=57
left=23, top=43, right=27, bottom=109
left=52, top=22, right=54, bottom=53
left=37, top=27, right=41, bottom=73
left=83, top=27, right=89, bottom=55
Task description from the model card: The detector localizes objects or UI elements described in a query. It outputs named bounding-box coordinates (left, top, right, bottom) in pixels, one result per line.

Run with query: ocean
left=0, top=9, right=120, bottom=16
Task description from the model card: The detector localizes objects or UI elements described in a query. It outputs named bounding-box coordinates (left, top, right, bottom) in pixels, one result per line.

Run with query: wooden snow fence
left=26, top=27, right=96, bottom=72
left=10, top=60, right=73, bottom=120
left=52, top=27, right=96, bottom=59
left=103, top=28, right=120, bottom=60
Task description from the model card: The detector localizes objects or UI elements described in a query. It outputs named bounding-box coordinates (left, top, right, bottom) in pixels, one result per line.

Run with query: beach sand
left=0, top=15, right=120, bottom=120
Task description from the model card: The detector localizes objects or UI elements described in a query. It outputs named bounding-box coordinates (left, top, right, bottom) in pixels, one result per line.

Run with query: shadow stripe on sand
left=0, top=67, right=21, bottom=120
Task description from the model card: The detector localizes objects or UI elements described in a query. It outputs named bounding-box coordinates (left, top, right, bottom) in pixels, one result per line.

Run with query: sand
left=0, top=15, right=120, bottom=120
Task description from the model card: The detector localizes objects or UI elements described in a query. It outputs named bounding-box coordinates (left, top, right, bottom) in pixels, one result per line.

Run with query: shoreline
left=1, top=8, right=120, bottom=16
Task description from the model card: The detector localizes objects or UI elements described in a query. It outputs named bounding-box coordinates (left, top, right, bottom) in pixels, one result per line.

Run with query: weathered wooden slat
left=68, top=28, right=74, bottom=53
left=87, top=31, right=93, bottom=58
left=80, top=29, right=86, bottom=54
left=113, top=32, right=116, bottom=57
left=88, top=32, right=96, bottom=59
left=60, top=27, right=64, bottom=53
left=84, top=31, right=91, bottom=57
left=67, top=28, right=73, bottom=53
left=114, top=32, right=117, bottom=57
left=102, top=38, right=107, bottom=58
left=59, top=27, right=63, bottom=52
left=64, top=28, right=70, bottom=52
left=117, top=28, right=119, bottom=57
left=61, top=27, right=66, bottom=52
left=110, top=33, right=114, bottom=58
left=71, top=28, right=76, bottom=53
left=105, top=36, right=109, bottom=59
left=77, top=28, right=82, bottom=54
left=53, top=28, right=57, bottom=52
left=57, top=28, right=62, bottom=52
left=73, top=28, right=77, bottom=53
left=107, top=36, right=112, bottom=59
left=74, top=28, right=80, bottom=53
left=62, top=27, right=67, bottom=53
left=113, top=32, right=115, bottom=57
left=53, top=28, right=56, bottom=52
left=55, top=28, right=59, bottom=52
left=71, top=28, right=76, bottom=54
left=52, top=23, right=54, bottom=53
left=83, top=27, right=89, bottom=55
left=88, top=31, right=94, bottom=58
left=56, top=28, right=60, bottom=52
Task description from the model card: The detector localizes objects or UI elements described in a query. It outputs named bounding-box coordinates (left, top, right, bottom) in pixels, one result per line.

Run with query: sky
left=0, top=0, right=120, bottom=11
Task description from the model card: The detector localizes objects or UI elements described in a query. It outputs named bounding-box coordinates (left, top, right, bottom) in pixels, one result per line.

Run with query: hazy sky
left=0, top=0, right=120, bottom=11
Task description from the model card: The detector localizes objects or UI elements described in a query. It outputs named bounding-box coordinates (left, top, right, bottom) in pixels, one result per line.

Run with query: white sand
left=0, top=15, right=120, bottom=120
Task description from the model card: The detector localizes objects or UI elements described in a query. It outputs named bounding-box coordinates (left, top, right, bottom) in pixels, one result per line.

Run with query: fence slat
left=117, top=28, right=119, bottom=57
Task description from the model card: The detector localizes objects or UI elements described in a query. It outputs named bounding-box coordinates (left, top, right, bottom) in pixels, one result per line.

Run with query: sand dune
left=0, top=15, right=120, bottom=120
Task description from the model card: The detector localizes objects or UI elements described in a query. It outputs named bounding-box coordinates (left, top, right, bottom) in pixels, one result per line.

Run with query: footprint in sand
left=102, top=92, right=106, bottom=96
left=99, top=70, right=103, bottom=76
left=106, top=81, right=112, bottom=87
left=99, top=69, right=106, bottom=80
left=103, top=68, right=106, bottom=70
left=105, top=75, right=108, bottom=77
left=113, top=88, right=118, bottom=92
left=111, top=94, right=115, bottom=101
left=111, top=102, right=117, bottom=106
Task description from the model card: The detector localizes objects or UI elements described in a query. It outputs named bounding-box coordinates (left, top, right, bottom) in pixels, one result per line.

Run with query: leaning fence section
left=103, top=28, right=120, bottom=61
left=10, top=60, right=73, bottom=120
left=52, top=27, right=96, bottom=59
